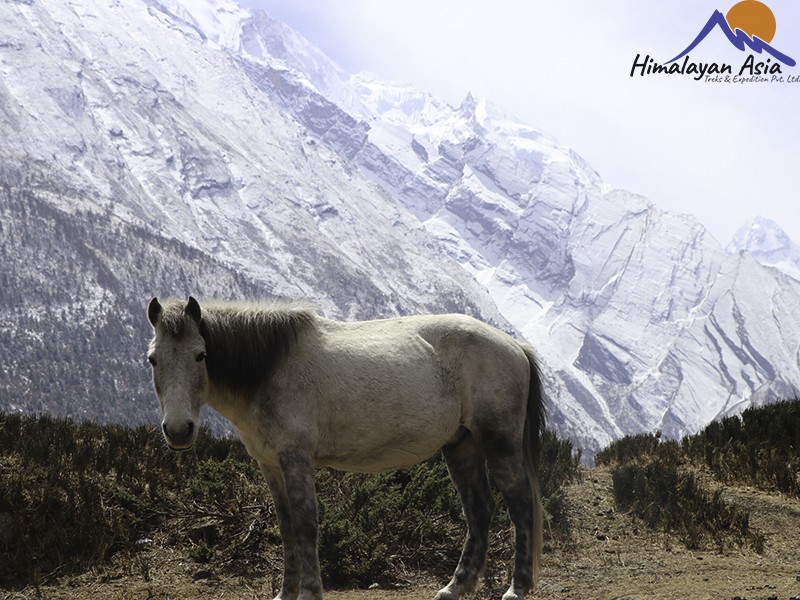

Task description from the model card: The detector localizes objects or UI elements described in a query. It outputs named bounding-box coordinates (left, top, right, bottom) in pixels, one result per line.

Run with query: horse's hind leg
left=484, top=447, right=534, bottom=600
left=434, top=432, right=495, bottom=600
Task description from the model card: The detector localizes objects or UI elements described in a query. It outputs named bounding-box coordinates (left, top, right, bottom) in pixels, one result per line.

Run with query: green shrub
left=683, top=399, right=800, bottom=497
left=316, top=428, right=581, bottom=587
left=0, top=412, right=265, bottom=586
left=612, top=458, right=761, bottom=552
left=317, top=453, right=489, bottom=586
left=599, top=417, right=779, bottom=555
left=539, top=429, right=581, bottom=497
left=188, top=541, right=215, bottom=564
left=596, top=432, right=662, bottom=466
left=183, top=457, right=259, bottom=508
left=0, top=412, right=579, bottom=588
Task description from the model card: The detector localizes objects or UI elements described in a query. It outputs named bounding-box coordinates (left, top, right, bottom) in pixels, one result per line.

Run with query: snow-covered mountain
left=2, top=0, right=799, bottom=457
left=728, top=217, right=800, bottom=282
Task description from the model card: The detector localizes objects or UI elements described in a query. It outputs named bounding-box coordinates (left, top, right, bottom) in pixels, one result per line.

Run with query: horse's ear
left=185, top=296, right=202, bottom=323
left=147, top=297, right=162, bottom=326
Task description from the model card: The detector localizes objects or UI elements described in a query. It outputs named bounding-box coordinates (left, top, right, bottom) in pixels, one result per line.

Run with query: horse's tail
left=521, top=344, right=546, bottom=583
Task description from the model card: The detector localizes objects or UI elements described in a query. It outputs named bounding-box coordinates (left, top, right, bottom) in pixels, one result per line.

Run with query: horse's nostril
left=162, top=420, right=195, bottom=448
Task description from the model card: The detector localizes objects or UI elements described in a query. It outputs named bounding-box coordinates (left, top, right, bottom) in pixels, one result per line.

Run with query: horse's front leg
left=278, top=449, right=323, bottom=600
left=260, top=464, right=301, bottom=600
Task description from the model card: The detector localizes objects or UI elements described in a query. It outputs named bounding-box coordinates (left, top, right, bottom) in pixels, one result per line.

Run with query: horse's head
left=146, top=296, right=208, bottom=450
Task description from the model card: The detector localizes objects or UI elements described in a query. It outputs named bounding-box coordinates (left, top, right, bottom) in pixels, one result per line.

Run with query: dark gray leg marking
left=485, top=449, right=534, bottom=600
left=278, top=450, right=323, bottom=600
left=261, top=464, right=301, bottom=600
left=434, top=433, right=495, bottom=600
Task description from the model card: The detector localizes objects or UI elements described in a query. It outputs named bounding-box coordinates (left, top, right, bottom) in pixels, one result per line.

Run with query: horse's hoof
left=501, top=588, right=524, bottom=600
left=433, top=583, right=460, bottom=600
left=297, top=589, right=322, bottom=600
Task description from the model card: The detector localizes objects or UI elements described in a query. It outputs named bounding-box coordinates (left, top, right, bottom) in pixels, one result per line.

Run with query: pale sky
left=239, top=0, right=800, bottom=246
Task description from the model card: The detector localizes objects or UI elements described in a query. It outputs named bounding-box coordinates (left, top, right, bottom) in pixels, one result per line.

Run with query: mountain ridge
left=1, top=0, right=798, bottom=457
left=727, top=216, right=800, bottom=282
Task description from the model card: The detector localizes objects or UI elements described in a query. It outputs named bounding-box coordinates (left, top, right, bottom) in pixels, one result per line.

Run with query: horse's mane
left=203, top=300, right=317, bottom=395
left=160, top=299, right=317, bottom=395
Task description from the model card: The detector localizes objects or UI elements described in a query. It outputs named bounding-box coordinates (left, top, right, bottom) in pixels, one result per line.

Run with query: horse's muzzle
left=162, top=420, right=195, bottom=450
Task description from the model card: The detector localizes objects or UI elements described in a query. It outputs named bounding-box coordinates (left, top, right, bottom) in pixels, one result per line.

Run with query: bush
left=317, top=459, right=463, bottom=587
left=0, top=412, right=268, bottom=586
left=596, top=432, right=673, bottom=466
left=599, top=423, right=768, bottom=554
left=539, top=429, right=581, bottom=498
left=316, top=428, right=582, bottom=587
left=0, top=413, right=579, bottom=588
left=682, top=399, right=800, bottom=497
left=612, top=458, right=761, bottom=552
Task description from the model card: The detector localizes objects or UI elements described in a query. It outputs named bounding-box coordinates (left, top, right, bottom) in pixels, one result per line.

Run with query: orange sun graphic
left=725, top=0, right=777, bottom=42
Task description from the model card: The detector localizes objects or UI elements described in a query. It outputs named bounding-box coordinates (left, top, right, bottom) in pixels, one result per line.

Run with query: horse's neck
left=205, top=380, right=250, bottom=431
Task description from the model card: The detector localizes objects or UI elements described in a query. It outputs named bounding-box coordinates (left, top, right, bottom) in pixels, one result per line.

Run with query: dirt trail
left=5, top=467, right=800, bottom=600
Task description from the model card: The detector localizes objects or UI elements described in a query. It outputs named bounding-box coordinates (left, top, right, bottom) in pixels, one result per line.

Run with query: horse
left=146, top=296, right=545, bottom=600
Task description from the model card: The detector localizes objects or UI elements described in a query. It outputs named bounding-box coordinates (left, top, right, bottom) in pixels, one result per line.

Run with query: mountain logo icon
left=666, top=0, right=796, bottom=66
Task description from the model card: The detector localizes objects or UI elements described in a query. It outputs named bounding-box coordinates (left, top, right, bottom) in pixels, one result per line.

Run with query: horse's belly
left=317, top=445, right=440, bottom=473
left=315, top=402, right=462, bottom=473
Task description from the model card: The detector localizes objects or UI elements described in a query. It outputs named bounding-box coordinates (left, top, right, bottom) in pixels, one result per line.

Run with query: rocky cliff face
left=337, top=88, right=800, bottom=452
left=2, top=0, right=798, bottom=456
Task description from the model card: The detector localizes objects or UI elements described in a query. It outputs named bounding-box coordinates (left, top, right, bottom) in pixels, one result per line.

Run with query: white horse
left=146, top=297, right=545, bottom=600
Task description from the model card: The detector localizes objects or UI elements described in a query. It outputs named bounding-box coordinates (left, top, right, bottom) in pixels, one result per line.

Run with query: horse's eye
left=148, top=356, right=157, bottom=367
left=196, top=352, right=206, bottom=363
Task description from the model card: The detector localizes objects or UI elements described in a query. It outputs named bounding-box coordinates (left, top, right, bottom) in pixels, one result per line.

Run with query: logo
left=630, top=0, right=798, bottom=83
left=667, top=1, right=795, bottom=66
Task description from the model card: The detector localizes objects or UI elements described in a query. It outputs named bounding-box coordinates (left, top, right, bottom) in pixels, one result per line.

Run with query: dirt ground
left=4, top=466, right=800, bottom=600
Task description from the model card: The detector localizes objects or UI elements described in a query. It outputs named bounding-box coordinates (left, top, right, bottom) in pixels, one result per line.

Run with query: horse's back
left=318, top=312, right=526, bottom=378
